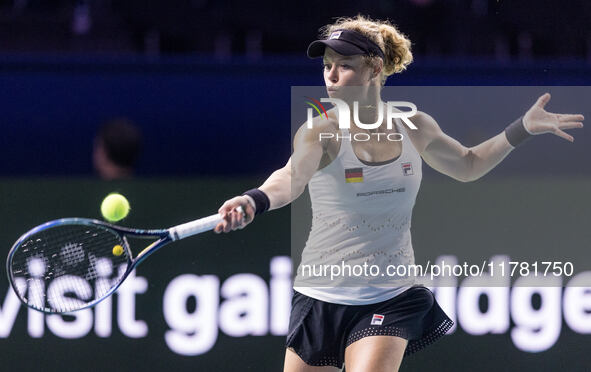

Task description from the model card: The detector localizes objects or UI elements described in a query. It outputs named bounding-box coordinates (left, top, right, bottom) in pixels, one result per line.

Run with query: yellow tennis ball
left=101, top=193, right=130, bottom=222
left=112, top=244, right=124, bottom=256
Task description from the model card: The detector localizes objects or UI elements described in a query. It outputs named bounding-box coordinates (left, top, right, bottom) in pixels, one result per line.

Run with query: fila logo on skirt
left=402, top=162, right=414, bottom=176
left=345, top=168, right=363, bottom=183
left=371, top=314, right=385, bottom=325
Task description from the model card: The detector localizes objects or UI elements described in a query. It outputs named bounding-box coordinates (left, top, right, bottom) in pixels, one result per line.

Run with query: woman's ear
left=371, top=59, right=383, bottom=80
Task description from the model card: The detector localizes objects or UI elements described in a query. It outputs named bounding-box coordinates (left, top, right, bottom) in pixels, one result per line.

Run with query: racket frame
left=8, top=218, right=172, bottom=314
left=7, top=207, right=238, bottom=314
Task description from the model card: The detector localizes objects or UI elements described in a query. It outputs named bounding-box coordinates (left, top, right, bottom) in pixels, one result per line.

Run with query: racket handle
left=169, top=206, right=244, bottom=240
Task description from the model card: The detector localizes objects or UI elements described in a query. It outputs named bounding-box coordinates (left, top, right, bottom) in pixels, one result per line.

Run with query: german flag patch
left=345, top=168, right=363, bottom=183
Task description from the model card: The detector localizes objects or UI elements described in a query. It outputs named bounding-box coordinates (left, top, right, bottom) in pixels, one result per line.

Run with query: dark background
left=1, top=1, right=590, bottom=371
left=0, top=0, right=590, bottom=178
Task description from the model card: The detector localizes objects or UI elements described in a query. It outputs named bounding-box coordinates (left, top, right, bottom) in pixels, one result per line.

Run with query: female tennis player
left=214, top=15, right=583, bottom=372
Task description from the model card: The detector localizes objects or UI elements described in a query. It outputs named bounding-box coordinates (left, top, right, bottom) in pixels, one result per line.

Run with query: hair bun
left=319, top=15, right=413, bottom=84
left=378, top=24, right=413, bottom=75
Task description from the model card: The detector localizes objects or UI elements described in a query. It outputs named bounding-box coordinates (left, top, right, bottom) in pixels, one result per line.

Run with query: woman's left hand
left=523, top=93, right=584, bottom=142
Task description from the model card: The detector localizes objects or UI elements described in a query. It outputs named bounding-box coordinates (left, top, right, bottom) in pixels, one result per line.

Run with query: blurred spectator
left=93, top=118, right=142, bottom=180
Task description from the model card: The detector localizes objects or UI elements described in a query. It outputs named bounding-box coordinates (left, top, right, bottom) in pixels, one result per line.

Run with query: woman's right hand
left=214, top=196, right=256, bottom=233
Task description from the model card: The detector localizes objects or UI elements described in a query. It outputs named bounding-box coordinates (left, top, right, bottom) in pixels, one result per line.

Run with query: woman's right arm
left=214, top=119, right=332, bottom=233
left=259, top=122, right=326, bottom=210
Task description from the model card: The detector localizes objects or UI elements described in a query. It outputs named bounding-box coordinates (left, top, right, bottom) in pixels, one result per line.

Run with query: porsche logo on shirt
left=345, top=168, right=363, bottom=183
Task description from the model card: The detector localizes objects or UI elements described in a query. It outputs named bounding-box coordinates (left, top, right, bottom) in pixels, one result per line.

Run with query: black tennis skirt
left=285, top=285, right=454, bottom=368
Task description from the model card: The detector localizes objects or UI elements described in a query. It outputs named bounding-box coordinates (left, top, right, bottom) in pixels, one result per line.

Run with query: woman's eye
left=340, top=64, right=351, bottom=69
left=323, top=64, right=331, bottom=70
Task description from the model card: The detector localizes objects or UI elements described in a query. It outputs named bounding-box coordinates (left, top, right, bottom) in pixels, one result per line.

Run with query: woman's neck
left=348, top=89, right=383, bottom=132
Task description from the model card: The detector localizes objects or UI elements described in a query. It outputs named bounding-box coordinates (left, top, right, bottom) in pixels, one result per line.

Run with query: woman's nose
left=327, top=66, right=338, bottom=83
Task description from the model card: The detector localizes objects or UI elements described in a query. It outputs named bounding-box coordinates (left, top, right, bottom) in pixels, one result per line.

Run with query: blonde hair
left=320, top=15, right=413, bottom=84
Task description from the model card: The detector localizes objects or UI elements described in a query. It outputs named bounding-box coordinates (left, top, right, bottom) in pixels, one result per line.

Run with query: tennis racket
left=6, top=207, right=243, bottom=314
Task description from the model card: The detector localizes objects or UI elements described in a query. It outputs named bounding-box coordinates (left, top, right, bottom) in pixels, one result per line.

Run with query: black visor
left=307, top=29, right=385, bottom=60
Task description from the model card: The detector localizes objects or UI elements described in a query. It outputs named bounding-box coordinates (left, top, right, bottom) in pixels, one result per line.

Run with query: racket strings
left=10, top=224, right=129, bottom=312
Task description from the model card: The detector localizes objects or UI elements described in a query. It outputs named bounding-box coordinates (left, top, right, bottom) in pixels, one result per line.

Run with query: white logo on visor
left=329, top=31, right=342, bottom=40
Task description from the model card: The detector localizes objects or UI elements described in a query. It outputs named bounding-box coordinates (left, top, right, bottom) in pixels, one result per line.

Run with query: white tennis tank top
left=294, top=119, right=422, bottom=305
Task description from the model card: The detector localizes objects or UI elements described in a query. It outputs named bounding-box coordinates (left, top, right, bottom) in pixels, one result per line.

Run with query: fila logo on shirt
left=401, top=162, right=413, bottom=176
left=371, top=314, right=385, bottom=325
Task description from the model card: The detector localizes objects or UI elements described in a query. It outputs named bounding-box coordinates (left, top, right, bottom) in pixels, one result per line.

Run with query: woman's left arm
left=407, top=93, right=584, bottom=182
